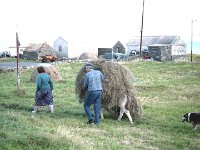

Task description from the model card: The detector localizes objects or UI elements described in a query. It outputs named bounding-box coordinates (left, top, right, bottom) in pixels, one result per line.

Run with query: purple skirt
left=35, top=90, right=53, bottom=106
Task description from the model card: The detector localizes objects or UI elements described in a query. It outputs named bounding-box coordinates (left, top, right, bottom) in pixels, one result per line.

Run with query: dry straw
left=75, top=60, right=143, bottom=121
left=30, top=65, right=62, bottom=82
left=79, top=52, right=98, bottom=60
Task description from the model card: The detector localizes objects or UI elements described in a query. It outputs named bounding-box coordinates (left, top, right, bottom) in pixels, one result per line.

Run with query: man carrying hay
left=83, top=63, right=104, bottom=125
left=75, top=60, right=143, bottom=122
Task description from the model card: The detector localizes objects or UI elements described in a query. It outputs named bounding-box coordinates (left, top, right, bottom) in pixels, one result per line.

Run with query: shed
left=148, top=44, right=172, bottom=61
left=126, top=36, right=186, bottom=61
left=53, top=36, right=68, bottom=59
left=112, top=41, right=125, bottom=54
left=98, top=48, right=112, bottom=57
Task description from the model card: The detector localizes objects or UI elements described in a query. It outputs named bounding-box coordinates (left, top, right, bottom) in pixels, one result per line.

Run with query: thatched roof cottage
left=22, top=43, right=56, bottom=60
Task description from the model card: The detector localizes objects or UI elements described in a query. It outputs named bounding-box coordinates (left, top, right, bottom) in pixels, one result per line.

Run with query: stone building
left=112, top=41, right=125, bottom=53
left=22, top=43, right=56, bottom=60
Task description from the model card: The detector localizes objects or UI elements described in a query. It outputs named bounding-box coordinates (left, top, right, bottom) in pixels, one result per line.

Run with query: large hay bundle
left=75, top=60, right=143, bottom=121
left=30, top=65, right=62, bottom=82
left=79, top=52, right=98, bottom=60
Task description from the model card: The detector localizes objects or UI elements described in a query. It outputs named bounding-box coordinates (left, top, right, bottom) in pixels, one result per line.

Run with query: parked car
left=102, top=52, right=129, bottom=60
left=102, top=53, right=117, bottom=60
left=0, top=51, right=11, bottom=58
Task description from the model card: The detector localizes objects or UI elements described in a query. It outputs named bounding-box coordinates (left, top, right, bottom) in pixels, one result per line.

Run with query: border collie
left=182, top=113, right=200, bottom=130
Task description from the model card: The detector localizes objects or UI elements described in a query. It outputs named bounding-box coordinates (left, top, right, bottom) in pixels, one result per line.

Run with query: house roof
left=24, top=42, right=54, bottom=51
left=54, top=36, right=68, bottom=44
left=126, top=36, right=181, bottom=46
left=113, top=41, right=125, bottom=48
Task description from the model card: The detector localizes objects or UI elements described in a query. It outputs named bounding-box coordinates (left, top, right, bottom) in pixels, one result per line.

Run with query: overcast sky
left=0, top=0, right=200, bottom=57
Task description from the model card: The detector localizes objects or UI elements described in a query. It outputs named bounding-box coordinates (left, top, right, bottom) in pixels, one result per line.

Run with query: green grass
left=0, top=59, right=200, bottom=150
left=187, top=54, right=200, bottom=61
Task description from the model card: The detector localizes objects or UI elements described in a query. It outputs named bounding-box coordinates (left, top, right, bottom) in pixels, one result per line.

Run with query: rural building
left=22, top=43, right=56, bottom=60
left=98, top=41, right=125, bottom=57
left=112, top=41, right=125, bottom=54
left=53, top=36, right=68, bottom=58
left=98, top=48, right=112, bottom=57
left=126, top=36, right=186, bottom=61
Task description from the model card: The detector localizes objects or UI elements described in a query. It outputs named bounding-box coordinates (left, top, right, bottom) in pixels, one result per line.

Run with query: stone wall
left=148, top=45, right=172, bottom=61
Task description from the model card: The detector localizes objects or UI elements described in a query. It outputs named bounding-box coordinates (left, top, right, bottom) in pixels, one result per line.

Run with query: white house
left=53, top=36, right=68, bottom=58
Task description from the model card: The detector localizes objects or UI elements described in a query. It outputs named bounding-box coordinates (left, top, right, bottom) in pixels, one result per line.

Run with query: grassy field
left=0, top=58, right=200, bottom=149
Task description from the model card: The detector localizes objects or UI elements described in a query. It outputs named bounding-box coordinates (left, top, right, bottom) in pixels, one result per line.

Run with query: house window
left=59, top=45, right=62, bottom=52
left=116, top=47, right=119, bottom=53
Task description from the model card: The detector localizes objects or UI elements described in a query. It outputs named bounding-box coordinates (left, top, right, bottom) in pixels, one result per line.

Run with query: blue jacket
left=84, top=69, right=104, bottom=92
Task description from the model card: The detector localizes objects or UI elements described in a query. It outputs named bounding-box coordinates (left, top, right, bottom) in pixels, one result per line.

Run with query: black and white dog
left=182, top=113, right=200, bottom=130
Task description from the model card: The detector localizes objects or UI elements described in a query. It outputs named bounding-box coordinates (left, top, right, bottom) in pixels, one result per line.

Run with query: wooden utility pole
left=139, top=0, right=145, bottom=57
left=16, top=32, right=20, bottom=90
left=190, top=19, right=198, bottom=62
left=191, top=20, right=193, bottom=62
left=9, top=33, right=28, bottom=90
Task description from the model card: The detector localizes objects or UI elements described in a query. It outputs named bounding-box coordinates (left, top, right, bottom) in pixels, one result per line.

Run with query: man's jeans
left=84, top=90, right=102, bottom=124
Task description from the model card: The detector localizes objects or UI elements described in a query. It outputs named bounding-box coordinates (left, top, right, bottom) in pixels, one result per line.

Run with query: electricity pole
left=139, top=0, right=145, bottom=57
left=9, top=32, right=28, bottom=90
left=16, top=32, right=20, bottom=90
left=191, top=19, right=198, bottom=62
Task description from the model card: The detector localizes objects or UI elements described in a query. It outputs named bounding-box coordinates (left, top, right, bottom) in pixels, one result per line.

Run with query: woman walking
left=32, top=66, right=54, bottom=113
